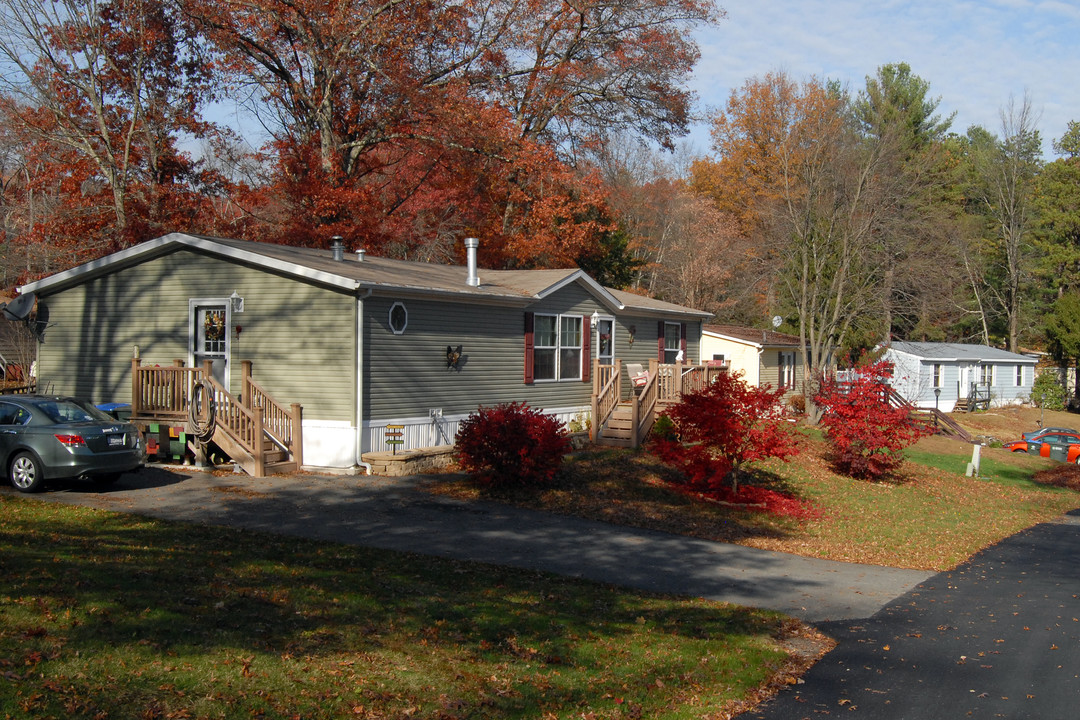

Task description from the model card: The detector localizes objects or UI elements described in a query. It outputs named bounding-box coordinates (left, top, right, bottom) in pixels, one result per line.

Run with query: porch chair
left=626, top=363, right=650, bottom=393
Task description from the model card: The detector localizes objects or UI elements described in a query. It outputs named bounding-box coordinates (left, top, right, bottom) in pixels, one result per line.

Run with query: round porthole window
left=389, top=302, right=408, bottom=334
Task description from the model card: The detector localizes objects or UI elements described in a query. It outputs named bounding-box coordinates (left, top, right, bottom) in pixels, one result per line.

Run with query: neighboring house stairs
left=885, top=386, right=974, bottom=443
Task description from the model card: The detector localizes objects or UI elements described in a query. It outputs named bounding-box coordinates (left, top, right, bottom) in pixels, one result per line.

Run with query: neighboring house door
left=958, top=364, right=973, bottom=398
left=190, top=301, right=229, bottom=388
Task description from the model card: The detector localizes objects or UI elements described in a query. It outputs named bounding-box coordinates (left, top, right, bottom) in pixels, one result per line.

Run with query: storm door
left=190, top=301, right=230, bottom=388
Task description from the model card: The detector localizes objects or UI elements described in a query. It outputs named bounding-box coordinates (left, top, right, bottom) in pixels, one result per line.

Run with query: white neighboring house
left=882, top=341, right=1037, bottom=412
left=700, top=324, right=804, bottom=402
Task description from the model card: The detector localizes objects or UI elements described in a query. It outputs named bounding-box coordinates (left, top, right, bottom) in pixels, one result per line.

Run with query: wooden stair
left=132, top=358, right=303, bottom=478
left=597, top=402, right=637, bottom=447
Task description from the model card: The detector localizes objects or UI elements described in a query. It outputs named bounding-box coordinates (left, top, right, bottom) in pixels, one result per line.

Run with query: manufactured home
left=19, top=233, right=711, bottom=473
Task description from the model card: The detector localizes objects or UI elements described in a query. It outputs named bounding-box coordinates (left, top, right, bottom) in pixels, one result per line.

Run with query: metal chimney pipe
left=464, top=237, right=480, bottom=287
left=330, top=236, right=344, bottom=261
left=355, top=248, right=366, bottom=262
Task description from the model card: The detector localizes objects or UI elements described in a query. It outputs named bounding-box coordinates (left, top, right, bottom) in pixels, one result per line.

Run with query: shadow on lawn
left=2, top=500, right=789, bottom=663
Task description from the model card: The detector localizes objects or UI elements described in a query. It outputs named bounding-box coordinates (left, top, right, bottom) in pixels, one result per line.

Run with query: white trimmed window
left=388, top=302, right=408, bottom=334
left=532, top=314, right=583, bottom=381
left=980, top=364, right=995, bottom=386
left=933, top=364, right=943, bottom=388
left=1016, top=365, right=1024, bottom=387
left=779, top=351, right=796, bottom=390
left=663, top=322, right=682, bottom=363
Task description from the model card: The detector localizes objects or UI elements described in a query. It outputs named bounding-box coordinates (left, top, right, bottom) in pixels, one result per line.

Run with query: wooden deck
left=591, top=360, right=725, bottom=448
left=129, top=359, right=303, bottom=477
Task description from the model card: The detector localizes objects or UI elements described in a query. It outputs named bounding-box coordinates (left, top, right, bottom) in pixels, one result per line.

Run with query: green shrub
left=1031, top=371, right=1067, bottom=411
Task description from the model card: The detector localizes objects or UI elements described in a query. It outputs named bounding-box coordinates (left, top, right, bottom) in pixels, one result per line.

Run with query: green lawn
left=0, top=495, right=805, bottom=720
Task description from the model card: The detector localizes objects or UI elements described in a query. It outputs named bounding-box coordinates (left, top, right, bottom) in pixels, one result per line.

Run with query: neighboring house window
left=663, top=322, right=682, bottom=363
left=712, top=353, right=725, bottom=363
left=527, top=313, right=584, bottom=382
left=1016, top=365, right=1024, bottom=387
left=933, top=364, right=943, bottom=388
left=981, top=364, right=995, bottom=386
left=779, top=351, right=796, bottom=390
left=388, top=302, right=408, bottom=334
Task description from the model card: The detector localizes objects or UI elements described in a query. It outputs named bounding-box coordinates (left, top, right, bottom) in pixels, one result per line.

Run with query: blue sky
left=685, top=0, right=1079, bottom=158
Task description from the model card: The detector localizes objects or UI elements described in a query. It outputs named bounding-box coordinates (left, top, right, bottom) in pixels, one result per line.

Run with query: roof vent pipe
left=465, top=237, right=480, bottom=287
left=330, top=236, right=344, bottom=262
left=355, top=248, right=366, bottom=262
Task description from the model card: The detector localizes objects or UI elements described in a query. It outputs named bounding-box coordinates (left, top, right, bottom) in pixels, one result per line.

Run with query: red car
left=1004, top=432, right=1080, bottom=463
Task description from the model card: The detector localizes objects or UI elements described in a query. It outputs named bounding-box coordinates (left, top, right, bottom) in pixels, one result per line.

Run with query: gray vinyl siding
left=759, top=348, right=803, bottom=399
left=34, top=249, right=357, bottom=421
left=364, top=287, right=597, bottom=420
left=363, top=285, right=702, bottom=421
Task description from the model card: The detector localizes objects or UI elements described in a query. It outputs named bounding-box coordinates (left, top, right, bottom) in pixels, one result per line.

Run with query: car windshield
left=37, top=399, right=114, bottom=424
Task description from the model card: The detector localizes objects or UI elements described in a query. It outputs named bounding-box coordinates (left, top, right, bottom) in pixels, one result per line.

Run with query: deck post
left=131, top=357, right=141, bottom=416
left=173, top=359, right=184, bottom=411
left=291, top=403, right=304, bottom=468
left=241, top=360, right=252, bottom=407
left=253, top=407, right=266, bottom=477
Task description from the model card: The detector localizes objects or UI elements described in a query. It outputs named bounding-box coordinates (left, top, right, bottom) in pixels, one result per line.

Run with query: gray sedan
left=1, top=395, right=144, bottom=493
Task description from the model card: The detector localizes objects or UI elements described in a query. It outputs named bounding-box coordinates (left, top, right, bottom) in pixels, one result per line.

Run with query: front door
left=191, top=302, right=229, bottom=388
left=958, top=364, right=971, bottom=398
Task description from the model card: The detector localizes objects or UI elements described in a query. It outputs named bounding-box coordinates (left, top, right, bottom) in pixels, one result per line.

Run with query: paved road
left=19, top=466, right=930, bottom=623
left=741, top=509, right=1080, bottom=719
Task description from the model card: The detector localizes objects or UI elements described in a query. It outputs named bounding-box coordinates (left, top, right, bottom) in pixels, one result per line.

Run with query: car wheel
left=1012, top=448, right=1026, bottom=453
left=9, top=452, right=44, bottom=493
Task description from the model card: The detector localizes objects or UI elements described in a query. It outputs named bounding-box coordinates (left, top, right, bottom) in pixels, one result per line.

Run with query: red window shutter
left=657, top=321, right=665, bottom=361
left=524, top=312, right=534, bottom=384
left=582, top=314, right=591, bottom=382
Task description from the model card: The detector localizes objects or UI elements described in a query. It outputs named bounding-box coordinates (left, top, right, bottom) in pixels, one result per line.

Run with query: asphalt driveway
left=15, top=465, right=930, bottom=623
left=9, top=466, right=1080, bottom=718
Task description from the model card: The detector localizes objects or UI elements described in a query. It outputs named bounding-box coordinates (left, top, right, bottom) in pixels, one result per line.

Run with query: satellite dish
left=2, top=292, right=35, bottom=321
left=771, top=315, right=783, bottom=328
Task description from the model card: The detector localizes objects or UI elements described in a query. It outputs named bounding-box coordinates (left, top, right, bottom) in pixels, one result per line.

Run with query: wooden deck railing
left=130, top=358, right=302, bottom=475
left=591, top=360, right=725, bottom=447
left=131, top=359, right=200, bottom=420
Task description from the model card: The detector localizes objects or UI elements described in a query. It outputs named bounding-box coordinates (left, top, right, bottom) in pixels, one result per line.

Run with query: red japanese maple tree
left=814, top=360, right=935, bottom=480
left=651, top=369, right=799, bottom=493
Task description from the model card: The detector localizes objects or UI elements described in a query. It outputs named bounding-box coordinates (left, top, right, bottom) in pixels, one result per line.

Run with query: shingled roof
left=21, top=233, right=710, bottom=320
left=704, top=323, right=802, bottom=348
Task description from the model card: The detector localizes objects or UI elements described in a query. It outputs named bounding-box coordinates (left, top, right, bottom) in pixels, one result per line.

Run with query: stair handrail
left=590, top=360, right=621, bottom=443
left=196, top=365, right=265, bottom=476
left=632, top=366, right=659, bottom=447
left=241, top=361, right=304, bottom=467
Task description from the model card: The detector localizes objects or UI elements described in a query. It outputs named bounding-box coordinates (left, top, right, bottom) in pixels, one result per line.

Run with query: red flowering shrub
left=455, top=402, right=571, bottom=486
left=650, top=370, right=799, bottom=493
left=814, top=360, right=935, bottom=480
